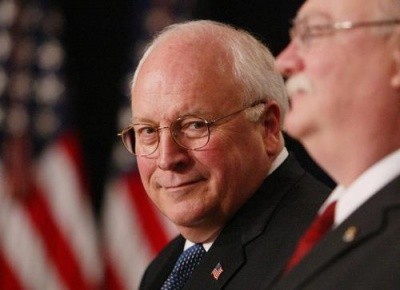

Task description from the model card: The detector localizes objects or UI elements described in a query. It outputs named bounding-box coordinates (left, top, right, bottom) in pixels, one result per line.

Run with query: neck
left=177, top=224, right=223, bottom=244
left=304, top=133, right=400, bottom=187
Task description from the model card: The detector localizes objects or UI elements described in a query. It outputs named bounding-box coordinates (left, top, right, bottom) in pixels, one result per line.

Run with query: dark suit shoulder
left=257, top=154, right=330, bottom=224
left=271, top=174, right=400, bottom=290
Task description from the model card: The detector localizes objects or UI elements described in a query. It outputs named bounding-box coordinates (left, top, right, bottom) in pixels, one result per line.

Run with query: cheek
left=309, top=58, right=336, bottom=93
left=201, top=138, right=257, bottom=191
left=194, top=146, right=237, bottom=199
left=308, top=42, right=369, bottom=105
left=203, top=147, right=266, bottom=216
left=307, top=53, right=348, bottom=113
left=196, top=149, right=225, bottom=181
left=136, top=159, right=155, bottom=191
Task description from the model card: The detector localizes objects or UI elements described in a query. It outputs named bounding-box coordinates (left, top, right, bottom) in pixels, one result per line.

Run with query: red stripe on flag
left=57, top=131, right=90, bottom=196
left=24, top=183, right=92, bottom=290
left=0, top=250, right=23, bottom=290
left=126, top=172, right=170, bottom=254
left=103, top=257, right=124, bottom=290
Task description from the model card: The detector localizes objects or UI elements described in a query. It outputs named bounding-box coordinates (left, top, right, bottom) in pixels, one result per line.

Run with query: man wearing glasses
left=273, top=0, right=400, bottom=289
left=120, top=20, right=329, bottom=290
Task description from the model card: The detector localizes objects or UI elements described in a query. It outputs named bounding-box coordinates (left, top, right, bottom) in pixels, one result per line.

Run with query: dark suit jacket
left=271, top=174, right=400, bottom=290
left=139, top=154, right=330, bottom=290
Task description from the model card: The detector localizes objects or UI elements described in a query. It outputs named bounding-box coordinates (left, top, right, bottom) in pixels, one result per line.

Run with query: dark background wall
left=193, top=0, right=303, bottom=55
left=61, top=0, right=334, bottom=215
left=62, top=0, right=137, bottom=214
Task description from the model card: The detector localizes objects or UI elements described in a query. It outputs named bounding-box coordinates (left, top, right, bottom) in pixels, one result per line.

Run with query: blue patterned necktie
left=161, top=243, right=205, bottom=290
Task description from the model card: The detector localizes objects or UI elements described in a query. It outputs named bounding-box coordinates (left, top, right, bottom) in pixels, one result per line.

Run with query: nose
left=275, top=40, right=304, bottom=77
left=156, top=129, right=191, bottom=171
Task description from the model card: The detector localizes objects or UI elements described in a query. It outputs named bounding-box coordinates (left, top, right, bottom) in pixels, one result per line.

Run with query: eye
left=176, top=117, right=208, bottom=138
left=134, top=125, right=158, bottom=144
left=307, top=23, right=333, bottom=37
left=184, top=120, right=207, bottom=130
left=137, top=126, right=156, bottom=135
left=293, top=14, right=334, bottom=44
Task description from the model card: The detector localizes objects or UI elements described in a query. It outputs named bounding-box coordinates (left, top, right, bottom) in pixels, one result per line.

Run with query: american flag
left=0, top=0, right=102, bottom=289
left=101, top=1, right=194, bottom=289
left=211, top=263, right=224, bottom=280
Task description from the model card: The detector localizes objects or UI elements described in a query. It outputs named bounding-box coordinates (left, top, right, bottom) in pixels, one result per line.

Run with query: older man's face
left=275, top=0, right=399, bottom=158
left=131, top=39, right=276, bottom=241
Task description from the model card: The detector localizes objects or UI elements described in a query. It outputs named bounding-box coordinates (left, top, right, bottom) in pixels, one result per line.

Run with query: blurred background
left=0, top=0, right=334, bottom=289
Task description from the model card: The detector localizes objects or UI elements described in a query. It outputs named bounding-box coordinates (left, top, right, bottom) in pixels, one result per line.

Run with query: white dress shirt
left=320, top=148, right=400, bottom=228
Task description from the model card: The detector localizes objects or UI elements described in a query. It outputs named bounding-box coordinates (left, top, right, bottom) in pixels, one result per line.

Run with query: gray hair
left=131, top=20, right=288, bottom=126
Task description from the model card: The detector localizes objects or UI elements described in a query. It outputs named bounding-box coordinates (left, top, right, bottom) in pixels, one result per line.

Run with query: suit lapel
left=184, top=226, right=245, bottom=289
left=274, top=175, right=400, bottom=289
left=145, top=236, right=185, bottom=289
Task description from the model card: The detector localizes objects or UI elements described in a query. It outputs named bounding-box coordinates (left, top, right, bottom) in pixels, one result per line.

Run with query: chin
left=165, top=206, right=204, bottom=226
left=169, top=215, right=205, bottom=230
left=171, top=203, right=220, bottom=230
left=284, top=115, right=302, bottom=138
left=285, top=105, right=315, bottom=134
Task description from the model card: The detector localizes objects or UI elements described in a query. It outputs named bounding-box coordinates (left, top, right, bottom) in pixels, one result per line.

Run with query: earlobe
left=391, top=49, right=400, bottom=88
left=391, top=74, right=400, bottom=88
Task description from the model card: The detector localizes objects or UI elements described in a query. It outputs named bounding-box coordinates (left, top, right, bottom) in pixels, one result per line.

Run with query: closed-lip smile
left=160, top=178, right=205, bottom=189
left=163, top=178, right=205, bottom=189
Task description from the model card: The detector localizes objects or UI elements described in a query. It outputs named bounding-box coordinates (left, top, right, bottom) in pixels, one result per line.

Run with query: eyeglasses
left=290, top=18, right=400, bottom=49
left=118, top=102, right=265, bottom=156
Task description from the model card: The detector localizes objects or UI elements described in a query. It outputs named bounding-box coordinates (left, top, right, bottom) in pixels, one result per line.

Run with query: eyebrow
left=294, top=10, right=333, bottom=23
left=132, top=108, right=216, bottom=124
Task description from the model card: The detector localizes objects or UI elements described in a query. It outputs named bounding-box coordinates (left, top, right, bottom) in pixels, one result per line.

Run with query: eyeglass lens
left=122, top=116, right=212, bottom=156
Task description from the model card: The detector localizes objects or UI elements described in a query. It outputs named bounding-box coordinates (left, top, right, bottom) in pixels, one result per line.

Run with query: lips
left=158, top=177, right=206, bottom=189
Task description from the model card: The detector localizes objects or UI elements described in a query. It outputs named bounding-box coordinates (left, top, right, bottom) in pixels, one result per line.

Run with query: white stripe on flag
left=36, top=139, right=103, bottom=287
left=0, top=173, right=65, bottom=290
left=103, top=177, right=154, bottom=289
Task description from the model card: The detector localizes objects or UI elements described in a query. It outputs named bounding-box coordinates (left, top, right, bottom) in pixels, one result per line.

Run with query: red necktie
left=283, top=201, right=337, bottom=274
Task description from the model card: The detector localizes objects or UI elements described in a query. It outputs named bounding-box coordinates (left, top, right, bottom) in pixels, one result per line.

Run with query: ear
left=391, top=34, right=400, bottom=88
left=262, top=101, right=283, bottom=156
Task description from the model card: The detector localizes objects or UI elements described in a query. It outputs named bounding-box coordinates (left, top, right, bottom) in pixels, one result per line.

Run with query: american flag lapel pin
left=211, top=262, right=224, bottom=280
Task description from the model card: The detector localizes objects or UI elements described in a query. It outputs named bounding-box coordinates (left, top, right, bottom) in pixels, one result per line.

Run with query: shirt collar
left=322, top=148, right=400, bottom=227
left=184, top=240, right=212, bottom=252
left=268, top=147, right=289, bottom=176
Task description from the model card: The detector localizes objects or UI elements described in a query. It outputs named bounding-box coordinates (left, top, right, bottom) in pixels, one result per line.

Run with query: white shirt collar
left=184, top=240, right=213, bottom=252
left=268, top=147, right=289, bottom=176
left=321, top=148, right=400, bottom=227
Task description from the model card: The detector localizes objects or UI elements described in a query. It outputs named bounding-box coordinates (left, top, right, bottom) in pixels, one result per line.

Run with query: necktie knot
left=161, top=243, right=205, bottom=290
left=284, top=201, right=337, bottom=274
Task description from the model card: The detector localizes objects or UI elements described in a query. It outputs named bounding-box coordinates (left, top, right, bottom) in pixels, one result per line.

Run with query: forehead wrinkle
left=298, top=0, right=386, bottom=22
left=132, top=94, right=213, bottom=125
left=294, top=10, right=333, bottom=23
